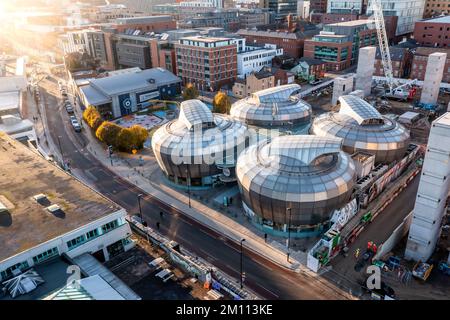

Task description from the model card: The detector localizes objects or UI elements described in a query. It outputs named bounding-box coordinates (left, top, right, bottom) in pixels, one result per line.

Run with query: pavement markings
left=255, top=283, right=280, bottom=299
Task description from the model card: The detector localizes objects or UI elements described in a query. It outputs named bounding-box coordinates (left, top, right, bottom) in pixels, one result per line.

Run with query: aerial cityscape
left=1, top=0, right=450, bottom=304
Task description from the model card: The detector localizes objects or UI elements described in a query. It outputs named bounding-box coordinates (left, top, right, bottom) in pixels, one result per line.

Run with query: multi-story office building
left=297, top=0, right=311, bottom=19
left=413, top=16, right=450, bottom=48
left=114, top=34, right=153, bottom=70
left=310, top=0, right=328, bottom=13
left=237, top=28, right=319, bottom=58
left=236, top=40, right=283, bottom=77
left=259, top=0, right=298, bottom=21
left=179, top=0, right=224, bottom=9
left=113, top=15, right=177, bottom=33
left=304, top=32, right=353, bottom=71
left=366, top=0, right=426, bottom=36
left=238, top=9, right=273, bottom=29
left=178, top=10, right=240, bottom=31
left=176, top=36, right=238, bottom=91
left=423, top=0, right=450, bottom=18
left=0, top=133, right=134, bottom=282
left=327, top=0, right=364, bottom=14
left=322, top=19, right=377, bottom=64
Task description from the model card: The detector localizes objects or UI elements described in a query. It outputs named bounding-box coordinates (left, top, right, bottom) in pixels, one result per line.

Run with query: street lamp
left=186, top=168, right=191, bottom=208
left=137, top=193, right=143, bottom=223
left=240, top=238, right=246, bottom=289
left=287, top=207, right=292, bottom=263
left=57, top=135, right=65, bottom=168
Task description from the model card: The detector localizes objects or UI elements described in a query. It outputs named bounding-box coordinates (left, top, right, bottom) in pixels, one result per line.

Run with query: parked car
left=65, top=104, right=74, bottom=114
left=309, top=79, right=323, bottom=86
left=70, top=117, right=81, bottom=132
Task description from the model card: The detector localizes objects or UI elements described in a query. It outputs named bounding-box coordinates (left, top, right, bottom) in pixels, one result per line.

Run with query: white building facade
left=234, top=38, right=283, bottom=77
left=0, top=208, right=134, bottom=281
left=367, top=0, right=426, bottom=35
left=180, top=0, right=224, bottom=8
left=327, top=0, right=364, bottom=14
left=297, top=0, right=311, bottom=19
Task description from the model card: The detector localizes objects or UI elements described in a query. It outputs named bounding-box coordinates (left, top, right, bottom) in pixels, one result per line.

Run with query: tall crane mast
left=370, top=0, right=395, bottom=93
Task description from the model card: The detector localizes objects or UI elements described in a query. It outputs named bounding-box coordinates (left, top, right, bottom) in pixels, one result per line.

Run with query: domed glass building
left=311, top=95, right=410, bottom=163
left=236, top=135, right=356, bottom=237
left=151, top=100, right=249, bottom=187
left=230, top=84, right=312, bottom=134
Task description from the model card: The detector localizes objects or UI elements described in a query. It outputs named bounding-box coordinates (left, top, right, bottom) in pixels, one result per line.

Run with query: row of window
left=66, top=219, right=120, bottom=251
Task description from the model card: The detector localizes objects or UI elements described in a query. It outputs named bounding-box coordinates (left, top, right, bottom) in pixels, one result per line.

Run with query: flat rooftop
left=0, top=91, right=20, bottom=111
left=422, top=16, right=450, bottom=24
left=0, top=133, right=122, bottom=262
left=327, top=19, right=372, bottom=27
left=180, top=36, right=232, bottom=43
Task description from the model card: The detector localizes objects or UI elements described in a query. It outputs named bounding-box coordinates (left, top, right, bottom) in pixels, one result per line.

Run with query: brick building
left=232, top=69, right=275, bottom=98
left=176, top=36, right=237, bottom=91
left=112, top=16, right=177, bottom=33
left=423, top=0, right=450, bottom=18
left=374, top=47, right=412, bottom=78
left=310, top=0, right=328, bottom=13
left=304, top=33, right=353, bottom=71
left=414, top=16, right=450, bottom=48
left=410, top=47, right=450, bottom=83
left=236, top=28, right=319, bottom=58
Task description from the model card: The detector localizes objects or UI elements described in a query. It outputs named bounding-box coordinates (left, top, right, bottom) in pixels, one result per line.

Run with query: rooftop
left=326, top=19, right=372, bottom=27
left=0, top=91, right=20, bottom=112
left=180, top=36, right=232, bottom=43
left=88, top=68, right=180, bottom=96
left=0, top=133, right=122, bottom=262
left=376, top=47, right=407, bottom=61
left=414, top=47, right=450, bottom=57
left=114, top=15, right=173, bottom=25
left=421, top=16, right=450, bottom=24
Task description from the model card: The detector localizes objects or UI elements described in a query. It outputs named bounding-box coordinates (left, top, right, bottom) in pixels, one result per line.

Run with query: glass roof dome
left=311, top=95, right=410, bottom=163
left=236, top=135, right=356, bottom=227
left=230, top=84, right=312, bottom=129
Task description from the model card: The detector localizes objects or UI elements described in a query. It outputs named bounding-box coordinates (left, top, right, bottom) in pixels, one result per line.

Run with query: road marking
left=255, top=283, right=280, bottom=298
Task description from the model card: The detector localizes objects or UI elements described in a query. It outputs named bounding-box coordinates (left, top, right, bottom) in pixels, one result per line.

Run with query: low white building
left=0, top=134, right=135, bottom=282
left=179, top=0, right=223, bottom=8
left=234, top=38, right=283, bottom=77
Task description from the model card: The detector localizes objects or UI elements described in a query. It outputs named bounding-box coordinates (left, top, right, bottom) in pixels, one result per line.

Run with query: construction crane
left=370, top=0, right=417, bottom=101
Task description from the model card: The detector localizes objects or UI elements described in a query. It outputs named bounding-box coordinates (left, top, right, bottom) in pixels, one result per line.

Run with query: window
left=32, top=247, right=59, bottom=264
left=102, top=220, right=119, bottom=234
left=1, top=261, right=30, bottom=279
left=67, top=235, right=86, bottom=250
left=86, top=229, right=99, bottom=240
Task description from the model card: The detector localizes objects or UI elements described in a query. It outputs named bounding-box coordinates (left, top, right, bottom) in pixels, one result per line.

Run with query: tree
left=116, top=127, right=135, bottom=152
left=183, top=83, right=199, bottom=100
left=129, top=125, right=149, bottom=149
left=95, top=121, right=122, bottom=146
left=83, top=106, right=103, bottom=130
left=212, top=91, right=231, bottom=114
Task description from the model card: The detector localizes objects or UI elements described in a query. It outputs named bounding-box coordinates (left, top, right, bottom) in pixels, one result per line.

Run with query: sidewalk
left=82, top=124, right=311, bottom=273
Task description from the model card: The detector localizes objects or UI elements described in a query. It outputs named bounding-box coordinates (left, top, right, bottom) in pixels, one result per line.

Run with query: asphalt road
left=39, top=79, right=350, bottom=300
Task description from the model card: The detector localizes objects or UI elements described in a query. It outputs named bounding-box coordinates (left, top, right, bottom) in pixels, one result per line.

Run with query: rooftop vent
left=33, top=193, right=50, bottom=206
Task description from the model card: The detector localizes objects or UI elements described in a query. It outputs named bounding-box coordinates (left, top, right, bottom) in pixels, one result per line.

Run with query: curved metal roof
left=311, top=96, right=410, bottom=163
left=152, top=100, right=248, bottom=167
left=236, top=135, right=356, bottom=203
left=179, top=99, right=214, bottom=130
left=251, top=84, right=301, bottom=104
left=230, top=84, right=311, bottom=127
left=338, top=95, right=383, bottom=125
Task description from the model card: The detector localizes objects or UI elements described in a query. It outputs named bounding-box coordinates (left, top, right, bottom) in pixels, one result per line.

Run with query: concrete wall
left=374, top=211, right=413, bottom=261
left=405, top=112, right=450, bottom=261
left=355, top=46, right=376, bottom=97
left=332, top=75, right=354, bottom=105
left=420, top=52, right=447, bottom=105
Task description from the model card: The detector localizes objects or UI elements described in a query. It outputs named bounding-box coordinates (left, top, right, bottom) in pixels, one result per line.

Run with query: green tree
left=183, top=83, right=199, bottom=100
left=95, top=121, right=122, bottom=146
left=212, top=91, right=231, bottom=114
